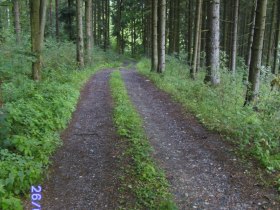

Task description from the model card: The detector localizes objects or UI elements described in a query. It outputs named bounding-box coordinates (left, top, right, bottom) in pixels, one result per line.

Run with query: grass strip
left=110, top=70, right=177, bottom=209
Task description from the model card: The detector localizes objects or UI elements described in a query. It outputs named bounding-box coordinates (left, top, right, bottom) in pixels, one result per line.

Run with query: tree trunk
left=230, top=0, right=239, bottom=73
left=168, top=0, right=175, bottom=54
left=68, top=0, right=74, bottom=40
left=49, top=0, right=53, bottom=35
left=245, top=0, right=267, bottom=105
left=272, top=0, right=280, bottom=74
left=246, top=0, right=257, bottom=67
left=76, top=0, right=84, bottom=68
left=188, top=0, right=193, bottom=65
left=174, top=0, right=180, bottom=54
left=204, top=0, right=220, bottom=85
left=116, top=0, right=121, bottom=53
left=30, top=0, right=47, bottom=81
left=158, top=0, right=166, bottom=73
left=151, top=0, right=158, bottom=71
left=55, top=0, right=59, bottom=40
left=266, top=1, right=277, bottom=66
left=85, top=0, right=93, bottom=64
left=39, top=0, right=48, bottom=45
left=190, top=0, right=202, bottom=79
left=13, top=0, right=21, bottom=43
left=222, top=0, right=228, bottom=51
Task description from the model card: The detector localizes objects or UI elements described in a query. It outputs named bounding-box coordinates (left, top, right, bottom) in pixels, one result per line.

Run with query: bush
left=0, top=36, right=121, bottom=209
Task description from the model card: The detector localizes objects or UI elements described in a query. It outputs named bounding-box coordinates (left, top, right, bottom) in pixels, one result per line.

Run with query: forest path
left=121, top=68, right=280, bottom=210
left=25, top=69, right=123, bottom=210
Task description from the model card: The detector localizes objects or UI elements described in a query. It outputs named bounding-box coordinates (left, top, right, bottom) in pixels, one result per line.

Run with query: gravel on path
left=121, top=69, right=280, bottom=210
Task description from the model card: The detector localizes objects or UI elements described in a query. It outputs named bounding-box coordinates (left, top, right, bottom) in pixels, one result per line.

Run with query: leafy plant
left=0, top=36, right=121, bottom=209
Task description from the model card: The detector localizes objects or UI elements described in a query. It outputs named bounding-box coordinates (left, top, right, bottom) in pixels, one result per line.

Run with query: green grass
left=137, top=58, right=280, bottom=190
left=110, top=70, right=177, bottom=209
left=0, top=37, right=122, bottom=209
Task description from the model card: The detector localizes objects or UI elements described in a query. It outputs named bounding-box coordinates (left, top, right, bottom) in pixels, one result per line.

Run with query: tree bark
left=76, top=0, right=84, bottom=68
left=204, top=0, right=220, bottom=85
left=190, top=0, right=202, bottom=79
left=49, top=0, right=53, bottom=34
left=85, top=0, right=93, bottom=64
left=151, top=0, right=158, bottom=71
left=174, top=0, right=180, bottom=54
left=13, top=0, right=21, bottom=44
left=246, top=0, right=257, bottom=67
left=188, top=0, right=193, bottom=65
left=39, top=0, right=48, bottom=46
left=230, top=0, right=239, bottom=73
left=266, top=0, right=277, bottom=66
left=168, top=0, right=175, bottom=54
left=245, top=0, right=268, bottom=105
left=30, top=0, right=47, bottom=81
left=158, top=0, right=166, bottom=73
left=55, top=0, right=59, bottom=40
left=272, top=0, right=280, bottom=74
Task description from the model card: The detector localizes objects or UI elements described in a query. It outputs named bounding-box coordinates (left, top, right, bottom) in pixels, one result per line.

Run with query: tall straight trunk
left=93, top=0, right=97, bottom=45
left=222, top=0, right=228, bottom=52
left=168, top=0, right=175, bottom=54
left=151, top=0, right=158, bottom=71
left=55, top=0, right=59, bottom=40
left=39, top=0, right=47, bottom=45
left=266, top=1, right=277, bottom=66
left=201, top=1, right=208, bottom=66
left=68, top=0, right=74, bottom=40
left=76, top=0, right=84, bottom=68
left=227, top=0, right=234, bottom=65
left=197, top=17, right=202, bottom=70
left=184, top=0, right=188, bottom=54
left=13, top=0, right=21, bottom=43
left=240, top=9, right=249, bottom=58
left=116, top=0, right=122, bottom=53
left=30, top=0, right=41, bottom=81
left=230, top=0, right=239, bottom=73
left=49, top=0, right=53, bottom=34
left=158, top=0, right=166, bottom=73
left=190, top=0, right=202, bottom=79
left=174, top=0, right=180, bottom=54
left=85, top=0, right=93, bottom=64
left=97, top=0, right=102, bottom=45
left=188, top=0, right=193, bottom=65
left=272, top=0, right=280, bottom=74
left=246, top=0, right=257, bottom=67
left=204, top=0, right=220, bottom=85
left=106, top=0, right=110, bottom=48
left=245, top=0, right=267, bottom=105
left=30, top=0, right=47, bottom=81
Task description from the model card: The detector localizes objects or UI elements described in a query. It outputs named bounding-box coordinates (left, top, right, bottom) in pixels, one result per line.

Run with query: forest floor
left=25, top=64, right=279, bottom=210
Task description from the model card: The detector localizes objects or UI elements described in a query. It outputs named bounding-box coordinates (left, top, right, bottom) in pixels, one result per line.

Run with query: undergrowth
left=0, top=36, right=121, bottom=209
left=137, top=58, right=280, bottom=190
left=110, top=70, right=177, bottom=209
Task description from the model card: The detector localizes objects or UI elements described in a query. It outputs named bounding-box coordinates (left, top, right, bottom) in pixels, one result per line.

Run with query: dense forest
left=0, top=0, right=279, bottom=209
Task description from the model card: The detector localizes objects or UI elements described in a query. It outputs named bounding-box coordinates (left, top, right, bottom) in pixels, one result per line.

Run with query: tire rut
left=121, top=69, right=280, bottom=210
left=25, top=69, right=122, bottom=210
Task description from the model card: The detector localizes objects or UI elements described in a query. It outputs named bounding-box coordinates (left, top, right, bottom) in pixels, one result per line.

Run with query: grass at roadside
left=0, top=38, right=121, bottom=209
left=110, top=70, right=177, bottom=209
left=137, top=58, right=280, bottom=191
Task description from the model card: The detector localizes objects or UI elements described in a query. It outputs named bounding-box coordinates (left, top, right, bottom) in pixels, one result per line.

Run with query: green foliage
left=110, top=71, right=177, bottom=209
left=0, top=36, right=121, bottom=209
left=137, top=58, right=280, bottom=189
